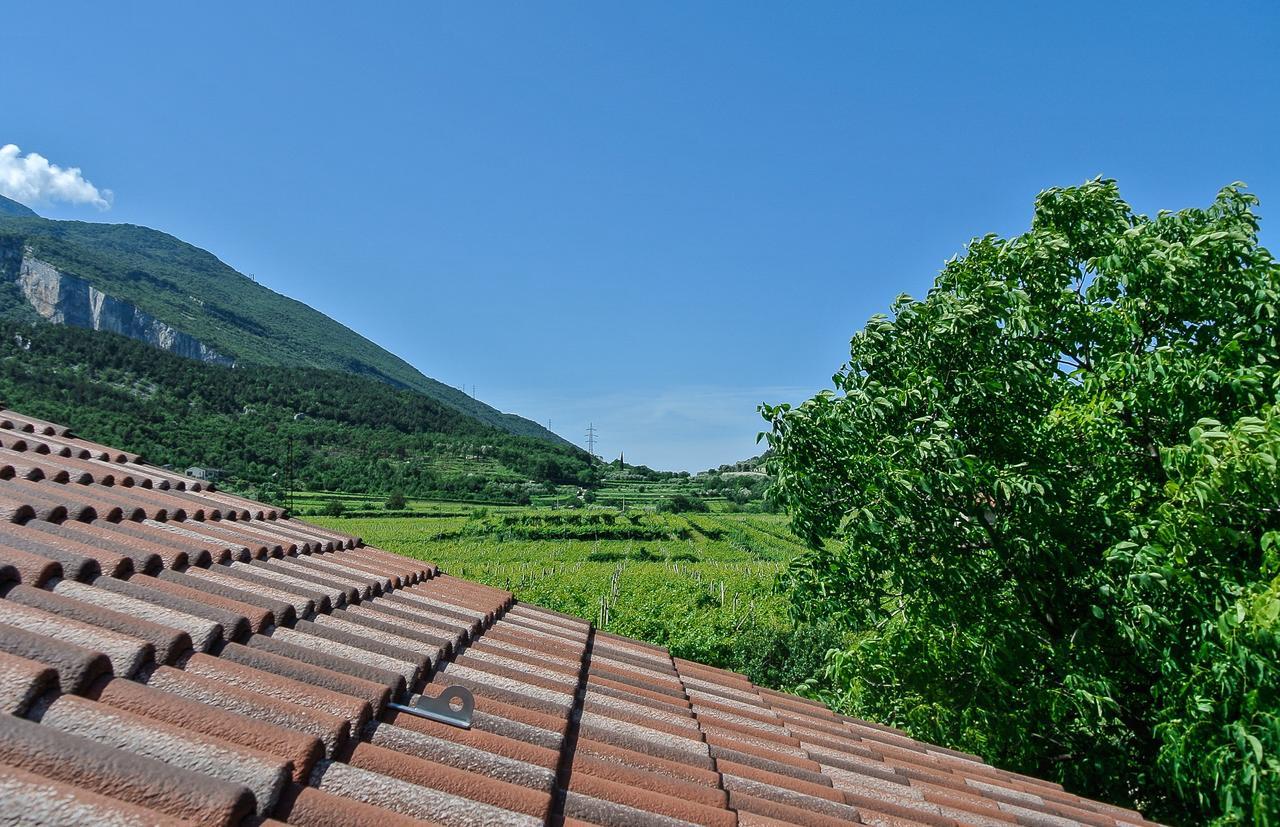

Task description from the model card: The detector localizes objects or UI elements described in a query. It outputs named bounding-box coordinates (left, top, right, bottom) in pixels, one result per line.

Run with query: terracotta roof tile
left=290, top=552, right=397, bottom=590
left=111, top=519, right=225, bottom=564
left=129, top=570, right=270, bottom=633
left=274, top=784, right=441, bottom=827
left=242, top=631, right=407, bottom=696
left=218, top=641, right=392, bottom=713
left=181, top=653, right=371, bottom=731
left=50, top=578, right=221, bottom=650
left=260, top=558, right=373, bottom=599
left=0, top=621, right=114, bottom=695
left=309, top=758, right=542, bottom=826
left=364, top=718, right=558, bottom=791
left=0, top=544, right=64, bottom=586
left=347, top=740, right=554, bottom=820
left=0, top=406, right=1160, bottom=827
left=42, top=519, right=200, bottom=569
left=89, top=677, right=325, bottom=784
left=567, top=769, right=737, bottom=827
left=341, top=601, right=465, bottom=648
left=0, top=712, right=255, bottom=826
left=381, top=705, right=560, bottom=767
left=0, top=412, right=71, bottom=438
left=267, top=622, right=417, bottom=686
left=275, top=621, right=423, bottom=685
left=0, top=594, right=154, bottom=677
left=36, top=693, right=293, bottom=817
left=156, top=568, right=295, bottom=624
left=142, top=663, right=352, bottom=756
left=560, top=788, right=699, bottom=827
left=5, top=582, right=192, bottom=665
left=222, top=560, right=345, bottom=609
left=0, top=650, right=59, bottom=714
left=309, top=611, right=443, bottom=667
left=572, top=749, right=727, bottom=808
left=0, top=761, right=193, bottom=826
left=183, top=565, right=318, bottom=616
left=0, top=520, right=141, bottom=577
left=93, top=573, right=248, bottom=642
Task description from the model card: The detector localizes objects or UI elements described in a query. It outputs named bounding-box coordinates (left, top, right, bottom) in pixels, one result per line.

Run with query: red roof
left=0, top=407, right=1160, bottom=826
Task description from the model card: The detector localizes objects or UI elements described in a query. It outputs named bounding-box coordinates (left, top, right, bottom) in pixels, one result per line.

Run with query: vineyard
left=592, top=470, right=770, bottom=511
left=592, top=478, right=721, bottom=509
left=309, top=505, right=842, bottom=691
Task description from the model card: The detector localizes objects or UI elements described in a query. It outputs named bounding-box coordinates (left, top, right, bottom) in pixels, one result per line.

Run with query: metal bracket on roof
left=388, top=686, right=474, bottom=729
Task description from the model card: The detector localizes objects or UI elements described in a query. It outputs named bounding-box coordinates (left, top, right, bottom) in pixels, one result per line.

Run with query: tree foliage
left=656, top=493, right=712, bottom=513
left=762, top=180, right=1280, bottom=822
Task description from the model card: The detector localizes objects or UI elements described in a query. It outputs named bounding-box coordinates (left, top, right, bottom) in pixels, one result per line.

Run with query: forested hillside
left=0, top=321, right=596, bottom=502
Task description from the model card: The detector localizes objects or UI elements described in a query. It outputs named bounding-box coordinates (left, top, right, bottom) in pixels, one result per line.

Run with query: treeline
left=0, top=321, right=597, bottom=501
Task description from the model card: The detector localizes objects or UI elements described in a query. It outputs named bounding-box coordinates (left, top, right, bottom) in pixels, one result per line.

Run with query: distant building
left=185, top=466, right=227, bottom=482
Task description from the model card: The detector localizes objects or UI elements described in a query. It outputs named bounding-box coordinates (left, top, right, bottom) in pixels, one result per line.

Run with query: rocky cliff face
left=12, top=249, right=234, bottom=366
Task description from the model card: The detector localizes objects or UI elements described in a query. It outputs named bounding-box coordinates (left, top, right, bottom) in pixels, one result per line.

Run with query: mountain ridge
left=0, top=209, right=568, bottom=445
left=0, top=194, right=37, bottom=217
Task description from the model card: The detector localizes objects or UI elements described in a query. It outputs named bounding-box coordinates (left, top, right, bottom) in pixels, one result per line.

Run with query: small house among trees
left=184, top=466, right=227, bottom=482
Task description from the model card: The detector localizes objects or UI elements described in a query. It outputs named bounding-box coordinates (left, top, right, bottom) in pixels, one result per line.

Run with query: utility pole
left=585, top=423, right=598, bottom=459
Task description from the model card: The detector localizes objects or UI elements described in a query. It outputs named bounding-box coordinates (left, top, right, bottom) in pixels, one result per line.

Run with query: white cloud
left=0, top=144, right=112, bottom=210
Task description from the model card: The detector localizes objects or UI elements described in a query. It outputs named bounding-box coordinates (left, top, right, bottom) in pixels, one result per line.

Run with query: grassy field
left=309, top=504, right=840, bottom=691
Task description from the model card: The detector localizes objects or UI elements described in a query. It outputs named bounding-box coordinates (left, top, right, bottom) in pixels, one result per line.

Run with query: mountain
left=0, top=195, right=37, bottom=217
left=0, top=209, right=566, bottom=444
left=0, top=319, right=596, bottom=504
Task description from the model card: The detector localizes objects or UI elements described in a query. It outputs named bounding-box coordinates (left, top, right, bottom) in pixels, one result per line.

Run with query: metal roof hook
left=389, top=685, right=474, bottom=729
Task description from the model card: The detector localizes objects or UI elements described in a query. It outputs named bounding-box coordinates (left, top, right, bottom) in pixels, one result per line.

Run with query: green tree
left=657, top=493, right=710, bottom=513
left=762, top=180, right=1280, bottom=822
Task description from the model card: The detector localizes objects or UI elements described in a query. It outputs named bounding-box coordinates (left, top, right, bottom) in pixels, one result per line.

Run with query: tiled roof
left=0, top=406, right=1160, bottom=827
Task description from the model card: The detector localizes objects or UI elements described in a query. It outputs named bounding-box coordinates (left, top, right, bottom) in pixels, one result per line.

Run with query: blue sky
left=3, top=2, right=1277, bottom=470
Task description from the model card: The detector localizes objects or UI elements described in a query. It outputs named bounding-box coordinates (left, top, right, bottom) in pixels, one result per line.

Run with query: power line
left=585, top=423, right=598, bottom=458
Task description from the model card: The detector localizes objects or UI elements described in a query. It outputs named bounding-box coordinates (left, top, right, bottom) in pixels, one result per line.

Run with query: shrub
left=656, top=494, right=710, bottom=513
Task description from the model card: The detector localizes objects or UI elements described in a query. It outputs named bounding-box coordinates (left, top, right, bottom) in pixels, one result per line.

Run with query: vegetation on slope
left=764, top=180, right=1280, bottom=823
left=0, top=195, right=37, bottom=218
left=0, top=211, right=563, bottom=442
left=0, top=321, right=596, bottom=501
left=591, top=456, right=773, bottom=512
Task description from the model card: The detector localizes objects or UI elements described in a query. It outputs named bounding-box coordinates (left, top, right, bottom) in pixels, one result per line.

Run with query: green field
left=309, top=504, right=840, bottom=691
